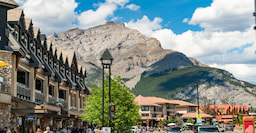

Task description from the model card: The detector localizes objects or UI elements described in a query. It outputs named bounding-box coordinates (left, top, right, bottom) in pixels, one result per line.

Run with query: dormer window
left=60, top=65, right=65, bottom=74
left=44, top=52, right=48, bottom=62
left=37, top=47, right=41, bottom=59
left=30, top=42, right=35, bottom=53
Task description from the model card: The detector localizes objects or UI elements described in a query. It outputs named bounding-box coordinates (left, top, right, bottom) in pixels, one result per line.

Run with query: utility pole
left=197, top=82, right=199, bottom=114
left=254, top=0, right=256, bottom=30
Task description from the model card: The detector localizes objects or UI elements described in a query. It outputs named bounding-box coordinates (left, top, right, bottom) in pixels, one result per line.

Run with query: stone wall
left=0, top=50, right=13, bottom=129
left=0, top=50, right=12, bottom=93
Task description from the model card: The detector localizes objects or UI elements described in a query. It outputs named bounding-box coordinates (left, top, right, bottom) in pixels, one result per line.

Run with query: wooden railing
left=17, top=82, right=30, bottom=101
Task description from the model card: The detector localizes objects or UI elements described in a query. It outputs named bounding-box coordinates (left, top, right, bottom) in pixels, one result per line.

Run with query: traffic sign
left=196, top=114, right=201, bottom=119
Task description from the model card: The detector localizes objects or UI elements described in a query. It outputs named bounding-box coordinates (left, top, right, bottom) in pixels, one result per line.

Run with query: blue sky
left=15, top=0, right=256, bottom=84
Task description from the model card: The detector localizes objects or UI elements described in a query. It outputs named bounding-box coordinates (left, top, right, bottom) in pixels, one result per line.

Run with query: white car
left=131, top=126, right=141, bottom=133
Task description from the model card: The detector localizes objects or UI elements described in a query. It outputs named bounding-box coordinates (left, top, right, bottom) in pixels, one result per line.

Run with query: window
left=49, top=85, right=54, bottom=96
left=80, top=98, right=84, bottom=109
left=35, top=78, right=43, bottom=92
left=141, top=113, right=149, bottom=117
left=59, top=90, right=66, bottom=100
left=167, top=104, right=175, bottom=109
left=155, top=106, right=162, bottom=112
left=141, top=106, right=149, bottom=111
left=72, top=94, right=76, bottom=107
left=189, top=107, right=196, bottom=112
left=17, top=70, right=29, bottom=86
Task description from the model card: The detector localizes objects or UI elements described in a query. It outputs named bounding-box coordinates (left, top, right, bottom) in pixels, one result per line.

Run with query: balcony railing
left=35, top=91, right=45, bottom=103
left=0, top=81, right=9, bottom=93
left=49, top=96, right=56, bottom=102
left=59, top=100, right=68, bottom=110
left=17, top=82, right=30, bottom=101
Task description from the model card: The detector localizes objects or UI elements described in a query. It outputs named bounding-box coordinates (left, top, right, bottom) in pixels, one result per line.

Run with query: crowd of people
left=0, top=126, right=99, bottom=133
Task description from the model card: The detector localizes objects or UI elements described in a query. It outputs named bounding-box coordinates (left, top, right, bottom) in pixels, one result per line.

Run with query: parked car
left=196, top=125, right=224, bottom=133
left=131, top=126, right=141, bottom=133
left=167, top=126, right=183, bottom=133
left=225, top=125, right=234, bottom=131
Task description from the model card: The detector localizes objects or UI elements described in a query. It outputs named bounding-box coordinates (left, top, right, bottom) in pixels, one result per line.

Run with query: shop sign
left=26, top=115, right=35, bottom=120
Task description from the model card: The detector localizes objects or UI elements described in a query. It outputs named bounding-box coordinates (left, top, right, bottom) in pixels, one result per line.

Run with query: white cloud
left=188, top=0, right=254, bottom=32
left=125, top=4, right=140, bottom=11
left=125, top=15, right=162, bottom=36
left=124, top=0, right=256, bottom=84
left=78, top=0, right=129, bottom=29
left=182, top=18, right=189, bottom=23
left=210, top=64, right=256, bottom=84
left=18, top=0, right=78, bottom=34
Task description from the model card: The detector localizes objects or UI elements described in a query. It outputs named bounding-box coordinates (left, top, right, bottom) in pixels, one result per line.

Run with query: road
left=140, top=129, right=243, bottom=133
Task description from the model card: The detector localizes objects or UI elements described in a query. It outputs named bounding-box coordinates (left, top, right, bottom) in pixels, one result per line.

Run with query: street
left=140, top=129, right=243, bottom=133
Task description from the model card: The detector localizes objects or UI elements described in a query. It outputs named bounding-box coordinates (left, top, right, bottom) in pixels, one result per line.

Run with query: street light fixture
left=100, top=48, right=113, bottom=128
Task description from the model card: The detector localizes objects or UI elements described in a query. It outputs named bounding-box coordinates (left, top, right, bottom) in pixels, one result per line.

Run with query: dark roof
left=0, top=0, right=18, bottom=8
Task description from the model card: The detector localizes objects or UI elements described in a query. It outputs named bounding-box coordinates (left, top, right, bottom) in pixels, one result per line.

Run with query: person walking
left=43, top=127, right=52, bottom=133
left=36, top=128, right=42, bottom=133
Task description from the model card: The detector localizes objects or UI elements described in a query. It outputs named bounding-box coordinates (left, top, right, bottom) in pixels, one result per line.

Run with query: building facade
left=135, top=95, right=212, bottom=127
left=0, top=1, right=91, bottom=132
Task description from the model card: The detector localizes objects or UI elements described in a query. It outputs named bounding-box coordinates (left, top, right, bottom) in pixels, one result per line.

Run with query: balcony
left=0, top=81, right=9, bottom=93
left=35, top=91, right=45, bottom=103
left=59, top=99, right=68, bottom=110
left=49, top=96, right=56, bottom=102
left=17, top=82, right=30, bottom=101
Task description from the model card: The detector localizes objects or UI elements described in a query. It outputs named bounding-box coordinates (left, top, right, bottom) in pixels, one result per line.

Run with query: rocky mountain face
left=48, top=21, right=202, bottom=87
left=47, top=22, right=256, bottom=107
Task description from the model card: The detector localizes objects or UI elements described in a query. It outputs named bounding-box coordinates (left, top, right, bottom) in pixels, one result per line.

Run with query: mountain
left=47, top=22, right=256, bottom=107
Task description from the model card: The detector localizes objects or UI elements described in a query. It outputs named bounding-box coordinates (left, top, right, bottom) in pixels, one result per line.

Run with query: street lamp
left=100, top=48, right=113, bottom=127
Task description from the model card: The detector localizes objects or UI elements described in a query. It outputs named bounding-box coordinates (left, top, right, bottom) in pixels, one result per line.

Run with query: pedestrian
left=36, top=128, right=42, bottom=133
left=29, top=128, right=34, bottom=133
left=43, top=127, right=52, bottom=133
left=67, top=128, right=71, bottom=133
left=2, top=127, right=7, bottom=133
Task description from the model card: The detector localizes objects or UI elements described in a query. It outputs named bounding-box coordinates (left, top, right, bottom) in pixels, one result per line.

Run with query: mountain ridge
left=47, top=22, right=256, bottom=107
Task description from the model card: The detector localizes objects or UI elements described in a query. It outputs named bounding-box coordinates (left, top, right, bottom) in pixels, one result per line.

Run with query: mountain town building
left=134, top=95, right=213, bottom=127
left=0, top=0, right=91, bottom=132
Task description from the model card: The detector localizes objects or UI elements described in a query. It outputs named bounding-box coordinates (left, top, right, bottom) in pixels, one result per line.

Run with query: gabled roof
left=33, top=27, right=40, bottom=39
left=145, top=96, right=179, bottom=105
left=0, top=0, right=18, bottom=8
left=182, top=113, right=212, bottom=118
left=62, top=50, right=74, bottom=67
left=134, top=95, right=161, bottom=106
left=25, top=18, right=32, bottom=30
left=169, top=100, right=197, bottom=107
left=7, top=8, right=23, bottom=22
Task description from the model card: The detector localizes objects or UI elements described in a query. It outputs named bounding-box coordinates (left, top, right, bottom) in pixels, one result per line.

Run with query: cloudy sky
left=15, top=0, right=256, bottom=84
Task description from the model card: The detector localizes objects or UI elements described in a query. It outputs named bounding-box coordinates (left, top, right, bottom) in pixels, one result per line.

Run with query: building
left=0, top=0, right=91, bottom=132
left=134, top=95, right=212, bottom=127
left=200, top=104, right=249, bottom=124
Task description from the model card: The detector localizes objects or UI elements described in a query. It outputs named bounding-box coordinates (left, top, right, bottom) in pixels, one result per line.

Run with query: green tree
left=168, top=117, right=174, bottom=123
left=80, top=76, right=141, bottom=132
left=162, top=119, right=167, bottom=126
left=186, top=117, right=193, bottom=124
left=176, top=116, right=184, bottom=126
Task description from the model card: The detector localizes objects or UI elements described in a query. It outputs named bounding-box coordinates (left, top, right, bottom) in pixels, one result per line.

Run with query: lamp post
left=100, top=48, right=113, bottom=128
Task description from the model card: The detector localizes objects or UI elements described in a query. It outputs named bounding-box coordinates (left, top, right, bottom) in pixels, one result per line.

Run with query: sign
left=25, top=115, right=35, bottom=120
left=213, top=122, right=218, bottom=125
left=243, top=116, right=255, bottom=133
left=102, top=127, right=111, bottom=133
left=195, top=122, right=203, bottom=126
left=197, top=118, right=202, bottom=123
left=196, top=114, right=201, bottom=119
